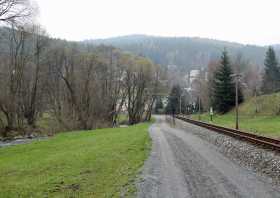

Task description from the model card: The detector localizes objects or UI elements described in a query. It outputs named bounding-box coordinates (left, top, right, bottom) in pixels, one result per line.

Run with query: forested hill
left=87, top=35, right=276, bottom=70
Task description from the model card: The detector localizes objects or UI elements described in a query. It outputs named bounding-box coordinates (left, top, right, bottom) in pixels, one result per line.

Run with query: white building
left=167, top=65, right=178, bottom=71
left=189, top=70, right=201, bottom=84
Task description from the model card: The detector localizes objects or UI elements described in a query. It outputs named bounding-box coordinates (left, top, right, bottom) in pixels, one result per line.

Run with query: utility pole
left=198, top=72, right=202, bottom=121
left=198, top=95, right=201, bottom=120
left=232, top=74, right=242, bottom=130
left=179, top=95, right=182, bottom=115
left=254, top=87, right=258, bottom=114
left=235, top=77, right=239, bottom=130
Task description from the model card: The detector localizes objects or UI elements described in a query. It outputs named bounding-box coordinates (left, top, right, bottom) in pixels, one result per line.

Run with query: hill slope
left=87, top=35, right=276, bottom=70
left=193, top=92, right=280, bottom=138
left=237, top=92, right=280, bottom=116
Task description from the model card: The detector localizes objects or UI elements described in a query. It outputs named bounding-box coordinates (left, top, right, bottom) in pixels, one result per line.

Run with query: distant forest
left=87, top=35, right=279, bottom=70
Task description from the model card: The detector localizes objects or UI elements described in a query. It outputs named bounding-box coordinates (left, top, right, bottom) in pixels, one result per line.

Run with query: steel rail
left=176, top=116, right=280, bottom=151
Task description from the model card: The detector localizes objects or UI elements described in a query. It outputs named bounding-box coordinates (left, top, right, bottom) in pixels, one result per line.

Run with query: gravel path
left=137, top=116, right=280, bottom=198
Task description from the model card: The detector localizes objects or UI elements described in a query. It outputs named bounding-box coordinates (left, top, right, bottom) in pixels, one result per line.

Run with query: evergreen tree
left=180, top=93, right=190, bottom=114
left=193, top=96, right=203, bottom=113
left=165, top=85, right=181, bottom=114
left=213, top=49, right=243, bottom=113
left=154, top=97, right=164, bottom=114
left=261, top=47, right=280, bottom=94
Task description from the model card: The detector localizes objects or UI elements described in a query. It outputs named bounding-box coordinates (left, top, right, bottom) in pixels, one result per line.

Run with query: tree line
left=90, top=35, right=273, bottom=71
left=166, top=46, right=280, bottom=115
left=0, top=0, right=163, bottom=137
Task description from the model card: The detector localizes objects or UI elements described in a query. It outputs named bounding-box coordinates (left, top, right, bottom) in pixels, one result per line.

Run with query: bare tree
left=144, top=64, right=161, bottom=121
left=21, top=25, right=48, bottom=127
left=0, top=27, right=161, bottom=135
left=0, top=0, right=34, bottom=24
left=0, top=25, right=28, bottom=134
left=45, top=44, right=129, bottom=130
left=122, top=55, right=157, bottom=124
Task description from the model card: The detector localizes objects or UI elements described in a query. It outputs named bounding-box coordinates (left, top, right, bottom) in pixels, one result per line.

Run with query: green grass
left=192, top=113, right=280, bottom=138
left=237, top=92, right=280, bottom=116
left=0, top=122, right=152, bottom=198
left=191, top=92, right=280, bottom=138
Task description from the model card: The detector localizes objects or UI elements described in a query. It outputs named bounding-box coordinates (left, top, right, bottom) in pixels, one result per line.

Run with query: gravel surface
left=137, top=116, right=280, bottom=198
left=175, top=118, right=280, bottom=185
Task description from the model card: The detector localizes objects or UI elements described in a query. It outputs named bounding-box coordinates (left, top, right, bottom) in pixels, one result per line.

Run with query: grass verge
left=0, top=122, right=152, bottom=198
left=192, top=113, right=280, bottom=138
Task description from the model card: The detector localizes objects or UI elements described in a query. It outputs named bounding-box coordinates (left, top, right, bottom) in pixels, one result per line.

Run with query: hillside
left=87, top=35, right=277, bottom=71
left=193, top=92, right=280, bottom=138
left=236, top=92, right=280, bottom=116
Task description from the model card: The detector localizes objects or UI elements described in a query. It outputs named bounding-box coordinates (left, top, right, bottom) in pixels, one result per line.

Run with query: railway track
left=176, top=116, right=280, bottom=151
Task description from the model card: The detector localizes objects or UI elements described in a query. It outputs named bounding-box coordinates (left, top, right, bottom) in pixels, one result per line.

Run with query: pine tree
left=213, top=49, right=242, bottom=113
left=261, top=47, right=280, bottom=94
left=154, top=97, right=164, bottom=114
left=165, top=85, right=181, bottom=114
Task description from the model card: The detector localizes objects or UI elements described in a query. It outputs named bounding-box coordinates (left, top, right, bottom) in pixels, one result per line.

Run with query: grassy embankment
left=0, top=122, right=152, bottom=198
left=192, top=93, right=280, bottom=138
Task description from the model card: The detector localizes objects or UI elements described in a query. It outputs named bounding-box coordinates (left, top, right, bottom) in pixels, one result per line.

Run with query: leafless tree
left=0, top=26, right=161, bottom=135
left=0, top=25, right=28, bottom=134
left=122, top=55, right=157, bottom=124
left=0, top=0, right=34, bottom=24
left=21, top=25, right=49, bottom=127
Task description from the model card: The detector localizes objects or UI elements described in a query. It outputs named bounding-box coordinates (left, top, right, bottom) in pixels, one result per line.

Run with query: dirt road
left=137, top=116, right=280, bottom=198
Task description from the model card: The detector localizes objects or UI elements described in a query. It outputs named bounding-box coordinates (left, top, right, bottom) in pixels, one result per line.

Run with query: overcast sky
left=33, top=0, right=280, bottom=45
